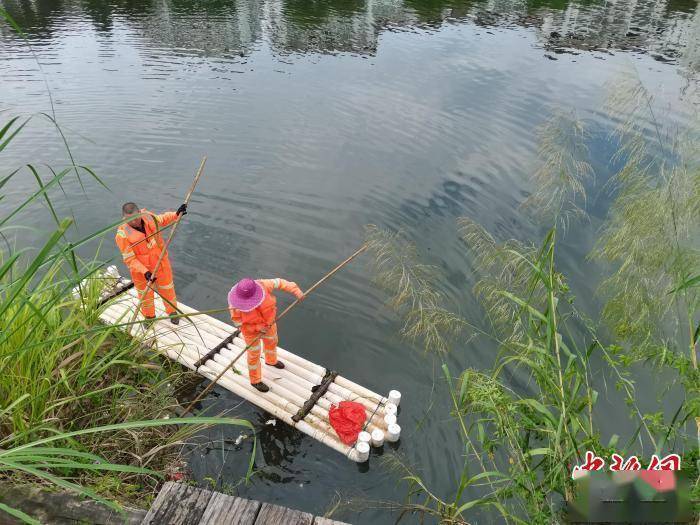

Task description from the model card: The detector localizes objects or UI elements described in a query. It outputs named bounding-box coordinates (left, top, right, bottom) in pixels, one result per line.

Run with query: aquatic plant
left=366, top=225, right=614, bottom=523
left=359, top=70, right=698, bottom=523
left=528, top=69, right=698, bottom=442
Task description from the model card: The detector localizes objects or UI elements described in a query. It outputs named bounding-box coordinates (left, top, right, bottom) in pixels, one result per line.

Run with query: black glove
left=144, top=271, right=155, bottom=282
left=176, top=203, right=187, bottom=216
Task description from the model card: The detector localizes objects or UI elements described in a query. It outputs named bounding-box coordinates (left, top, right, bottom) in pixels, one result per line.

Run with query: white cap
left=386, top=423, right=401, bottom=442
left=384, top=413, right=397, bottom=425
left=358, top=431, right=371, bottom=443
left=356, top=441, right=370, bottom=462
left=371, top=428, right=385, bottom=447
left=388, top=390, right=401, bottom=406
left=385, top=403, right=398, bottom=415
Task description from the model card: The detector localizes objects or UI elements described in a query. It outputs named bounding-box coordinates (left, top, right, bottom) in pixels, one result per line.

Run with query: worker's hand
left=144, top=271, right=156, bottom=282
left=176, top=203, right=188, bottom=216
left=294, top=289, right=305, bottom=301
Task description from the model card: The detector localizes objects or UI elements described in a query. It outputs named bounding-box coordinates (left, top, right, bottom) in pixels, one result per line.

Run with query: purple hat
left=228, top=278, right=265, bottom=312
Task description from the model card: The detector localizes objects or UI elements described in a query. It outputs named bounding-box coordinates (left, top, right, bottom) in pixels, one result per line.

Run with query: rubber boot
left=169, top=312, right=180, bottom=325
left=266, top=361, right=285, bottom=369
left=252, top=382, right=270, bottom=393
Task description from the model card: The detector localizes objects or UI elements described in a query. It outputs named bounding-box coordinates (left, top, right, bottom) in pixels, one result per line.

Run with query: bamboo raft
left=85, top=267, right=402, bottom=462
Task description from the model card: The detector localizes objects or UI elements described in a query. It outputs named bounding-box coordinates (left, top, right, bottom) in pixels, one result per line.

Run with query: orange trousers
left=243, top=323, right=278, bottom=384
left=131, top=263, right=177, bottom=318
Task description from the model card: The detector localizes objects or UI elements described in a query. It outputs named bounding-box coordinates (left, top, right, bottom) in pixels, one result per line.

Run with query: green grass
left=0, top=100, right=253, bottom=523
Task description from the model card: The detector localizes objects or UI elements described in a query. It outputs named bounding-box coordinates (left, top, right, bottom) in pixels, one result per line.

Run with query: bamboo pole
left=213, top=346, right=385, bottom=431
left=200, top=358, right=356, bottom=455
left=182, top=244, right=368, bottom=415
left=101, top=291, right=389, bottom=437
left=109, top=284, right=390, bottom=418
left=106, top=275, right=390, bottom=414
left=101, top=266, right=390, bottom=429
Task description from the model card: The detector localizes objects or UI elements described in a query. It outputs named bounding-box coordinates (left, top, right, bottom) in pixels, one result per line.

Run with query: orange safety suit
left=115, top=209, right=180, bottom=318
left=229, top=278, right=303, bottom=384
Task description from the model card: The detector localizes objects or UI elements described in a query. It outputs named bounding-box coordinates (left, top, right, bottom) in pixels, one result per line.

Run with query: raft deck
left=91, top=267, right=401, bottom=462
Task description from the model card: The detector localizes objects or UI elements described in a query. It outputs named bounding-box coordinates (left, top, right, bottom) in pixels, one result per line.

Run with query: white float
left=386, top=423, right=401, bottom=442
left=388, top=390, right=401, bottom=407
left=370, top=429, right=385, bottom=447
left=356, top=441, right=370, bottom=462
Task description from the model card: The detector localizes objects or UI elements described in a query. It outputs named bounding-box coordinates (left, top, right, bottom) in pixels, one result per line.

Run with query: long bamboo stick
left=110, top=286, right=390, bottom=419
left=102, top=266, right=390, bottom=429
left=101, top=295, right=389, bottom=437
left=200, top=358, right=355, bottom=453
left=107, top=281, right=389, bottom=411
left=213, top=346, right=387, bottom=431
left=182, top=244, right=368, bottom=415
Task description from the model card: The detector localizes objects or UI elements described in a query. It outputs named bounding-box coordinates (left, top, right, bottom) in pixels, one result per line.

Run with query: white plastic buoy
left=356, top=441, right=370, bottom=462
left=358, top=431, right=371, bottom=444
left=386, top=423, right=401, bottom=442
left=388, top=390, right=401, bottom=407
left=371, top=429, right=385, bottom=447
left=385, top=403, right=398, bottom=416
left=384, top=413, right=397, bottom=426
left=106, top=265, right=119, bottom=278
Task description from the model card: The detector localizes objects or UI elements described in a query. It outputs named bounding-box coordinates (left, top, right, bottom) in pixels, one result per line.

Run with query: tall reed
left=0, top=110, right=253, bottom=521
left=358, top=70, right=698, bottom=523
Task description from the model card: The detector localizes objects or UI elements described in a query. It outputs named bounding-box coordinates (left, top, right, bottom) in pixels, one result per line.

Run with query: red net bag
left=328, top=401, right=367, bottom=445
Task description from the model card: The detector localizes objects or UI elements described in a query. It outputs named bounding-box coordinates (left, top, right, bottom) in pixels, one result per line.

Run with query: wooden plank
left=141, top=482, right=213, bottom=525
left=198, top=492, right=261, bottom=525
left=313, top=518, right=352, bottom=525
left=254, top=502, right=313, bottom=525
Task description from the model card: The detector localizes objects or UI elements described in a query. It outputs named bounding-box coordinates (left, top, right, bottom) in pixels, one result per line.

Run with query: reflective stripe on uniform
left=121, top=251, right=135, bottom=260
left=273, top=278, right=281, bottom=289
left=158, top=282, right=175, bottom=290
left=248, top=362, right=260, bottom=370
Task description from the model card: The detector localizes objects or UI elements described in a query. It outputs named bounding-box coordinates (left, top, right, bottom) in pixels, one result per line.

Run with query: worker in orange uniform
left=115, top=202, right=187, bottom=324
left=228, top=277, right=304, bottom=392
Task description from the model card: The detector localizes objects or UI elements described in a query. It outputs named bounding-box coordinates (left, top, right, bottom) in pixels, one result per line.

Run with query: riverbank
left=0, top=252, right=206, bottom=509
left=0, top=110, right=256, bottom=521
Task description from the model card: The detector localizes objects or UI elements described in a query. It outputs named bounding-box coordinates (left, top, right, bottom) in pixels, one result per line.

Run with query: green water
left=1, top=0, right=698, bottom=521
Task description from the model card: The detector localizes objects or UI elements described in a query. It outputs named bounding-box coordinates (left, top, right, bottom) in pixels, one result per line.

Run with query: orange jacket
left=115, top=209, right=179, bottom=277
left=230, top=279, right=303, bottom=335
